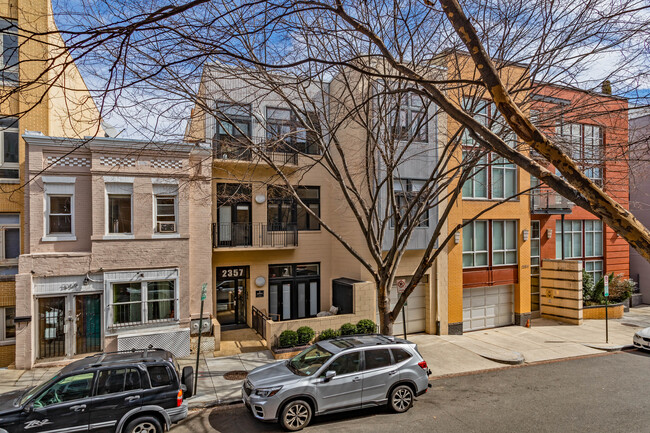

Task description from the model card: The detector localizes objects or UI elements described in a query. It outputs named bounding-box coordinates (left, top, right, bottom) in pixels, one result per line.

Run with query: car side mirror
left=324, top=371, right=336, bottom=382
left=23, top=402, right=34, bottom=413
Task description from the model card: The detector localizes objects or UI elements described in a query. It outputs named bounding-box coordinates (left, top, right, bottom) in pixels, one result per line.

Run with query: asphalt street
left=172, top=349, right=650, bottom=433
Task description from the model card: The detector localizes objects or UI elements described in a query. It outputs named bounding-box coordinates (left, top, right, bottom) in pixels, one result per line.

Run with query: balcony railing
left=530, top=188, right=574, bottom=214
left=212, top=222, right=298, bottom=248
left=213, top=136, right=301, bottom=165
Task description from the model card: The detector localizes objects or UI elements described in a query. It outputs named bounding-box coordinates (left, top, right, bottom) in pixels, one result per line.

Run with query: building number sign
left=217, top=266, right=249, bottom=281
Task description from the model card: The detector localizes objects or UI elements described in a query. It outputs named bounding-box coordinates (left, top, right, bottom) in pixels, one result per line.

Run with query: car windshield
left=288, top=345, right=333, bottom=376
left=19, top=374, right=60, bottom=406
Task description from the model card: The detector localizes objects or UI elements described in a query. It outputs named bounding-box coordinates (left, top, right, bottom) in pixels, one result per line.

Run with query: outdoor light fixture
left=255, top=276, right=266, bottom=287
left=523, top=229, right=529, bottom=241
left=454, top=231, right=461, bottom=244
left=547, top=228, right=553, bottom=239
left=255, top=194, right=266, bottom=204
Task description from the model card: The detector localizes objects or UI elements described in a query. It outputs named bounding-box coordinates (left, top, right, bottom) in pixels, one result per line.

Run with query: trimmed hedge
left=297, top=326, right=315, bottom=345
left=340, top=322, right=357, bottom=336
left=356, top=319, right=376, bottom=334
left=278, top=330, right=298, bottom=348
left=319, top=328, right=339, bottom=340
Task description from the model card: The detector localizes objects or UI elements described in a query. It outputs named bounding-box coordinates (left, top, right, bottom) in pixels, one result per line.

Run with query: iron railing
left=212, top=222, right=298, bottom=248
left=530, top=188, right=574, bottom=214
left=251, top=306, right=268, bottom=339
left=213, top=136, right=301, bottom=165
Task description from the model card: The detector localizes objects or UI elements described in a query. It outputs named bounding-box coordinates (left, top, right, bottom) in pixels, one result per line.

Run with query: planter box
left=271, top=344, right=311, bottom=359
left=583, top=303, right=624, bottom=319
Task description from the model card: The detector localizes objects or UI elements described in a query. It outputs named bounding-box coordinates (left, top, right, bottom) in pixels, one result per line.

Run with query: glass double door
left=216, top=279, right=247, bottom=327
left=38, top=293, right=102, bottom=359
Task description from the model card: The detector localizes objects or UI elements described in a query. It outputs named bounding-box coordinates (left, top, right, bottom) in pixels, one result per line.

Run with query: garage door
left=463, top=285, right=514, bottom=332
left=389, top=279, right=426, bottom=336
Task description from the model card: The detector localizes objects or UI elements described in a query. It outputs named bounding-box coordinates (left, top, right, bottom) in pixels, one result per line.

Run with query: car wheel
left=124, top=416, right=163, bottom=433
left=389, top=384, right=414, bottom=413
left=280, top=399, right=312, bottom=431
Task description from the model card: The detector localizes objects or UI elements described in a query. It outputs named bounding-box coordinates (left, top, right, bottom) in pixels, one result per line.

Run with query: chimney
left=602, top=80, right=612, bottom=95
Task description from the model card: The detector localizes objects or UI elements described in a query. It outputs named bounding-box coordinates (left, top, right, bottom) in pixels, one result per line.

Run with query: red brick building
left=528, top=84, right=629, bottom=315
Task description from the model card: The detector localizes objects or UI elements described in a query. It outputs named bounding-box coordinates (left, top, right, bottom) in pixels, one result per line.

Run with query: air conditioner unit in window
left=157, top=222, right=176, bottom=233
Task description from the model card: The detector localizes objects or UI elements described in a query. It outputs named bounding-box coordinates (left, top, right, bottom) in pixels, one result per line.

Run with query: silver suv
left=242, top=335, right=431, bottom=431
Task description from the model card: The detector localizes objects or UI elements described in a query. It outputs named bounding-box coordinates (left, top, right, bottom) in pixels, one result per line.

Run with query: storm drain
left=223, top=370, right=248, bottom=380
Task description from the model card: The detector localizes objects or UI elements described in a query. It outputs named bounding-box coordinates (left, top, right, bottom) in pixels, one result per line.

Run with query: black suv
left=0, top=348, right=193, bottom=433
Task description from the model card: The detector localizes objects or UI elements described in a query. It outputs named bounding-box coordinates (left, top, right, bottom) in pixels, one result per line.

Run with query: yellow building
left=0, top=0, right=102, bottom=366
left=444, top=54, right=532, bottom=334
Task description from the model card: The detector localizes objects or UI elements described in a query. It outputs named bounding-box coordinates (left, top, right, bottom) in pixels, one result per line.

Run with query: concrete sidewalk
left=0, top=306, right=647, bottom=409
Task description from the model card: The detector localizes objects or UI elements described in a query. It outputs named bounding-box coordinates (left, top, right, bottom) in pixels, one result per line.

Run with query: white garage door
left=463, top=285, right=514, bottom=332
left=389, top=280, right=426, bottom=336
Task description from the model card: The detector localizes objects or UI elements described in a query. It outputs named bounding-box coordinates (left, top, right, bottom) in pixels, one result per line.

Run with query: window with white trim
left=153, top=182, right=178, bottom=234
left=47, top=196, right=72, bottom=234
left=492, top=220, right=518, bottom=265
left=585, top=260, right=603, bottom=282
left=0, top=19, right=18, bottom=85
left=0, top=214, right=19, bottom=275
left=106, top=182, right=133, bottom=235
left=584, top=220, right=603, bottom=257
left=462, top=220, right=488, bottom=268
left=0, top=306, right=15, bottom=343
left=110, top=280, right=177, bottom=328
left=556, top=123, right=603, bottom=185
left=555, top=220, right=583, bottom=259
left=43, top=178, right=76, bottom=241
left=0, top=117, right=18, bottom=180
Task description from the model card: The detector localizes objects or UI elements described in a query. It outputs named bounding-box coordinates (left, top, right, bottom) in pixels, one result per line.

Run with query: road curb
left=582, top=343, right=634, bottom=352
left=478, top=351, right=525, bottom=365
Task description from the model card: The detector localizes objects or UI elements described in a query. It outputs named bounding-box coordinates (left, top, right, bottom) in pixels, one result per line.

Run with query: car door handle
left=353, top=377, right=361, bottom=382
left=125, top=395, right=141, bottom=402
left=388, top=370, right=398, bottom=376
left=70, top=404, right=86, bottom=412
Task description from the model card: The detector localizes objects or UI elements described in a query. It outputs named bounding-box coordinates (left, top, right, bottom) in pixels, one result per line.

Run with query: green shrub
left=278, top=330, right=298, bottom=348
left=340, top=323, right=357, bottom=336
left=319, top=328, right=339, bottom=340
left=608, top=273, right=635, bottom=303
left=356, top=319, right=376, bottom=334
left=584, top=272, right=636, bottom=306
left=296, top=326, right=315, bottom=345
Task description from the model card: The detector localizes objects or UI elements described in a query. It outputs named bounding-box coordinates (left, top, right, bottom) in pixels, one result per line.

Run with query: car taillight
left=418, top=361, right=428, bottom=370
left=177, top=389, right=183, bottom=407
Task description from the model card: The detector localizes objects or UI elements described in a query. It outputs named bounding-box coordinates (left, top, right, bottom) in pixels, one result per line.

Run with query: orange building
left=529, top=84, right=629, bottom=316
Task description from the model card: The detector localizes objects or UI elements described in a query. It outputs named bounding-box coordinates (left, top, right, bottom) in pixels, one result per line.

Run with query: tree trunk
left=377, top=280, right=393, bottom=335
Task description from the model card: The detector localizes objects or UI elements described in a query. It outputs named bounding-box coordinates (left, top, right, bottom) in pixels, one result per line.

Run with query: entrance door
left=75, top=294, right=102, bottom=355
left=38, top=297, right=66, bottom=359
left=217, top=184, right=252, bottom=247
left=216, top=278, right=247, bottom=327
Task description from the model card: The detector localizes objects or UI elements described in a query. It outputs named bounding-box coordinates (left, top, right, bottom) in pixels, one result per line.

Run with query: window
left=326, top=352, right=361, bottom=376
left=393, top=179, right=428, bottom=227
left=47, top=196, right=72, bottom=234
left=267, top=185, right=320, bottom=231
left=530, top=221, right=541, bottom=312
left=213, top=103, right=251, bottom=159
left=584, top=220, right=603, bottom=257
left=462, top=220, right=488, bottom=268
left=0, top=19, right=18, bottom=85
left=462, top=101, right=517, bottom=200
left=269, top=263, right=320, bottom=321
left=0, top=214, right=18, bottom=274
left=34, top=372, right=94, bottom=408
left=106, top=180, right=133, bottom=236
left=0, top=306, right=15, bottom=342
left=266, top=107, right=319, bottom=154
left=555, top=220, right=583, bottom=259
left=585, top=260, right=603, bottom=282
left=110, top=280, right=177, bottom=327
left=556, top=123, right=603, bottom=185
left=96, top=368, right=142, bottom=395
left=147, top=365, right=171, bottom=388
left=155, top=196, right=176, bottom=233
left=393, top=93, right=428, bottom=143
left=391, top=348, right=412, bottom=363
left=492, top=220, right=518, bottom=266
left=363, top=349, right=392, bottom=370
left=0, top=117, right=18, bottom=180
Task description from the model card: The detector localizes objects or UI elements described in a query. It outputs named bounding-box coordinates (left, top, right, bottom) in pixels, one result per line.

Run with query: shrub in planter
left=278, top=330, right=298, bottom=348
left=340, top=323, right=357, bottom=336
left=584, top=272, right=636, bottom=306
left=356, top=319, right=376, bottom=335
left=297, top=326, right=315, bottom=345
left=319, top=328, right=339, bottom=340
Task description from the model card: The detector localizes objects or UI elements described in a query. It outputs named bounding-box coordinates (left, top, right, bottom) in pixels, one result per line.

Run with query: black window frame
left=392, top=178, right=429, bottom=228
left=266, top=106, right=320, bottom=155
left=268, top=262, right=321, bottom=321
left=267, top=185, right=320, bottom=231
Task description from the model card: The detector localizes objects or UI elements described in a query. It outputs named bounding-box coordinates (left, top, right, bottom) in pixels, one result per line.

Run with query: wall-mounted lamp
left=546, top=228, right=553, bottom=239
left=255, top=194, right=266, bottom=204
left=522, top=229, right=529, bottom=241
left=454, top=231, right=461, bottom=244
left=255, top=276, right=266, bottom=287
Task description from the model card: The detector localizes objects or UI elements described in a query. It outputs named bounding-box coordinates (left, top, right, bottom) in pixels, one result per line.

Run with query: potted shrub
left=296, top=326, right=315, bottom=345
left=356, top=319, right=376, bottom=334
left=278, top=330, right=298, bottom=348
left=319, top=328, right=339, bottom=340
left=340, top=323, right=357, bottom=336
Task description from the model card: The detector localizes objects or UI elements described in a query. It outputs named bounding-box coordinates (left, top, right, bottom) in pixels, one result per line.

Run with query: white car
left=633, top=327, right=650, bottom=350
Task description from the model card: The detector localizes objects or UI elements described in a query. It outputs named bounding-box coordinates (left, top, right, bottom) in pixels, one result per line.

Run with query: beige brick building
left=15, top=135, right=212, bottom=368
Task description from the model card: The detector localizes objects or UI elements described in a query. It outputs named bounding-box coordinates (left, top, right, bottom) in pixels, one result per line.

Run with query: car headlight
left=254, top=386, right=283, bottom=397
